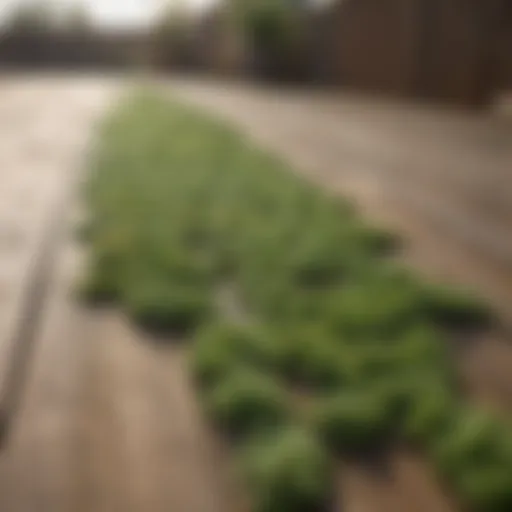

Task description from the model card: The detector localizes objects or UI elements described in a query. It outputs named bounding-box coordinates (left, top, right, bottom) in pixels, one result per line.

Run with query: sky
left=0, top=0, right=215, bottom=28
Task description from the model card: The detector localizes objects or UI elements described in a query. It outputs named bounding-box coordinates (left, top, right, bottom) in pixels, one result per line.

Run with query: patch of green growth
left=275, top=325, right=347, bottom=389
left=83, top=92, right=503, bottom=512
left=273, top=323, right=377, bottom=390
left=403, top=389, right=456, bottom=446
left=192, top=322, right=281, bottom=387
left=432, top=410, right=512, bottom=511
left=420, top=284, right=492, bottom=330
left=455, top=465, right=512, bottom=512
left=78, top=241, right=126, bottom=304
left=125, top=281, right=212, bottom=335
left=311, top=390, right=392, bottom=453
left=239, top=426, right=332, bottom=512
left=78, top=265, right=120, bottom=304
left=325, top=278, right=428, bottom=340
left=433, top=410, right=509, bottom=478
left=205, top=368, right=290, bottom=440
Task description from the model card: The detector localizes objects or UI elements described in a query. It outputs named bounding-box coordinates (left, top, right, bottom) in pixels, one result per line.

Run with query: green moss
left=125, top=282, right=212, bottom=335
left=404, top=390, right=456, bottom=446
left=192, top=322, right=281, bottom=387
left=432, top=410, right=512, bottom=511
left=432, top=410, right=509, bottom=479
left=239, top=426, right=332, bottom=512
left=326, top=281, right=425, bottom=340
left=205, top=368, right=290, bottom=440
left=311, top=390, right=392, bottom=453
left=455, top=464, right=512, bottom=512
left=78, top=245, right=125, bottom=304
left=279, top=335, right=347, bottom=389
left=77, top=267, right=120, bottom=304
left=421, top=285, right=492, bottom=329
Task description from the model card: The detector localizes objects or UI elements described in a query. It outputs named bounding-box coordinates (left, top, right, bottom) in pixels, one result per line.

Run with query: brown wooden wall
left=415, top=0, right=497, bottom=105
left=494, top=2, right=512, bottom=92
left=330, top=0, right=421, bottom=96
left=326, top=0, right=510, bottom=107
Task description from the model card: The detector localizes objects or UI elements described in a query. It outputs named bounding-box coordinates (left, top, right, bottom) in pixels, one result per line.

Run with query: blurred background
left=0, top=0, right=510, bottom=108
